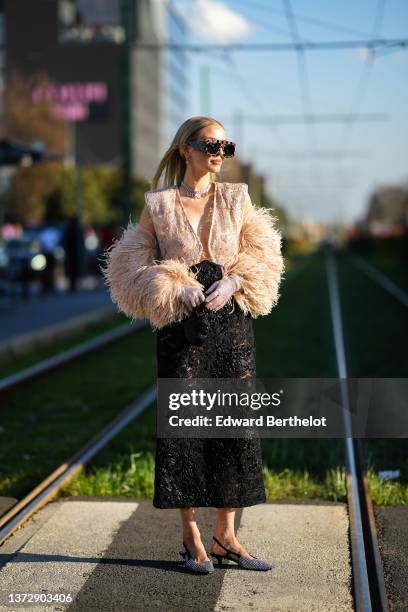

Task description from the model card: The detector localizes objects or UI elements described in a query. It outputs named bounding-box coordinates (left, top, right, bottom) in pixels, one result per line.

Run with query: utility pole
left=120, top=0, right=132, bottom=225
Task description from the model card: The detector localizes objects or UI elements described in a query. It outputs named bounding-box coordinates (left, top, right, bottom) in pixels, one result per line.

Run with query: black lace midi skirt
left=153, top=259, right=266, bottom=509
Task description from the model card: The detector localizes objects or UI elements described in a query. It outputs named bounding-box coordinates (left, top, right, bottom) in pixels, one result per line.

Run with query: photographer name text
left=167, top=415, right=327, bottom=428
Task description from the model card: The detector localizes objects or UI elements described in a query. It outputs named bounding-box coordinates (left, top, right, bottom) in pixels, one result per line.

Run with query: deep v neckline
left=176, top=182, right=217, bottom=257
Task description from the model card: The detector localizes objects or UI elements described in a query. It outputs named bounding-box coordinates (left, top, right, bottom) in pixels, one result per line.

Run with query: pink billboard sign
left=32, top=82, right=108, bottom=122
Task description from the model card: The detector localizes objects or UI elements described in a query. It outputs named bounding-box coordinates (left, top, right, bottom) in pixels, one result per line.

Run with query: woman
left=102, top=116, right=284, bottom=575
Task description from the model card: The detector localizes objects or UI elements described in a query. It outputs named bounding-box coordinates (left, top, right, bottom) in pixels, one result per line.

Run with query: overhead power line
left=332, top=0, right=387, bottom=224
left=336, top=0, right=387, bottom=158
left=234, top=112, right=389, bottom=124
left=282, top=0, right=318, bottom=200
left=133, top=38, right=408, bottom=52
left=229, top=0, right=379, bottom=39
left=249, top=149, right=370, bottom=160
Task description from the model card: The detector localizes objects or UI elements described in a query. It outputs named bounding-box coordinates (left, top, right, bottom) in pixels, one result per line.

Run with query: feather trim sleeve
left=100, top=220, right=204, bottom=331
left=224, top=191, right=285, bottom=318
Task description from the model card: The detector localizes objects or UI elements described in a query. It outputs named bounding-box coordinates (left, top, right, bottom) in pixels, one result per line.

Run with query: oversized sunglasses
left=186, top=139, right=236, bottom=158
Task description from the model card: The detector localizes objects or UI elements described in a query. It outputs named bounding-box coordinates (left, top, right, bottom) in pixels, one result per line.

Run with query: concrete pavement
left=0, top=498, right=353, bottom=612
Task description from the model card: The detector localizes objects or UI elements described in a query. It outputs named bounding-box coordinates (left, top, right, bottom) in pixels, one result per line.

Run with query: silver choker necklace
left=181, top=180, right=212, bottom=199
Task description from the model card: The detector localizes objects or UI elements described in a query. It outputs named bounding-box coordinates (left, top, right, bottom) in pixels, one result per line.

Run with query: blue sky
left=172, top=0, right=408, bottom=224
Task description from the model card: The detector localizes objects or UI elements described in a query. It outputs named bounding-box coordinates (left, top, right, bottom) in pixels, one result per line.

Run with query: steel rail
left=0, top=319, right=147, bottom=394
left=0, top=385, right=157, bottom=546
left=346, top=249, right=408, bottom=307
left=325, top=245, right=389, bottom=611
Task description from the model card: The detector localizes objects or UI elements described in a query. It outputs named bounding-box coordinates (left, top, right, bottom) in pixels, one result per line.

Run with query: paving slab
left=214, top=503, right=352, bottom=612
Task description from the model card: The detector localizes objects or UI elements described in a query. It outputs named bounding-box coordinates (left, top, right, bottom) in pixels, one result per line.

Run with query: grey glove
left=204, top=274, right=242, bottom=311
left=180, top=284, right=206, bottom=311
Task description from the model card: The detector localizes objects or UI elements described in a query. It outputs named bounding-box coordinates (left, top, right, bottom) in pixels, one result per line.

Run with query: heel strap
left=182, top=541, right=192, bottom=559
left=212, top=536, right=240, bottom=559
left=212, top=536, right=228, bottom=552
left=209, top=552, right=221, bottom=559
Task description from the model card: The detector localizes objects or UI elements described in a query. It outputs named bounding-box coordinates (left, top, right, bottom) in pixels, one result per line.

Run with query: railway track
left=0, top=315, right=153, bottom=545
left=0, top=319, right=147, bottom=394
left=0, top=385, right=156, bottom=546
left=0, top=247, right=405, bottom=610
left=326, top=245, right=400, bottom=612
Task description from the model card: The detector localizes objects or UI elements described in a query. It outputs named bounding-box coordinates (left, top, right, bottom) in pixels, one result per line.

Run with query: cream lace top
left=139, top=182, right=253, bottom=263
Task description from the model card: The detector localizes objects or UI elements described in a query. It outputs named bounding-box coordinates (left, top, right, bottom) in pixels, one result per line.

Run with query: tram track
left=326, top=245, right=390, bottom=612
left=0, top=248, right=405, bottom=610
left=0, top=386, right=156, bottom=547
left=0, top=315, right=152, bottom=545
left=0, top=319, right=147, bottom=394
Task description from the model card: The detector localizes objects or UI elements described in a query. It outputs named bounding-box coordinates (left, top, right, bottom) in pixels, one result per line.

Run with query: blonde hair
left=151, top=115, right=226, bottom=190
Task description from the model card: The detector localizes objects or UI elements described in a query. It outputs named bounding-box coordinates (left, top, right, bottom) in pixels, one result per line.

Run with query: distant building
left=135, top=0, right=190, bottom=168
left=0, top=0, right=4, bottom=123
left=220, top=155, right=266, bottom=205
left=3, top=0, right=188, bottom=181
left=161, top=3, right=189, bottom=149
left=366, top=185, right=408, bottom=235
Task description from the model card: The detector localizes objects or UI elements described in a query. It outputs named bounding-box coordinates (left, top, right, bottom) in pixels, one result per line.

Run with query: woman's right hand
left=180, top=284, right=206, bottom=311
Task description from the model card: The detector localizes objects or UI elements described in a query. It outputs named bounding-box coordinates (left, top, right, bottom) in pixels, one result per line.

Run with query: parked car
left=0, top=221, right=104, bottom=297
left=0, top=225, right=65, bottom=297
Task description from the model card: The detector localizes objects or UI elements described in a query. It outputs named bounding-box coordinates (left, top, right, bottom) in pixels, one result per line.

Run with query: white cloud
left=173, top=0, right=254, bottom=43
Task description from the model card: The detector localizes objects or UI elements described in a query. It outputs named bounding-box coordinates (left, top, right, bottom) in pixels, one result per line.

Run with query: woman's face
left=184, top=124, right=227, bottom=175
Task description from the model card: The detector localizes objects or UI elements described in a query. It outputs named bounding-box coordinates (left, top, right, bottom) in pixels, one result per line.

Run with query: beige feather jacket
left=101, top=181, right=285, bottom=332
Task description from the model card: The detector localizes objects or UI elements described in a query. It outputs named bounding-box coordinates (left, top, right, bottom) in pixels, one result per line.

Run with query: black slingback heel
left=179, top=541, right=214, bottom=574
left=209, top=536, right=273, bottom=571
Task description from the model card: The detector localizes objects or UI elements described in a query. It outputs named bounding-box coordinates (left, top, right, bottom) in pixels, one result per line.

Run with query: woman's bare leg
left=180, top=507, right=210, bottom=563
left=211, top=508, right=252, bottom=557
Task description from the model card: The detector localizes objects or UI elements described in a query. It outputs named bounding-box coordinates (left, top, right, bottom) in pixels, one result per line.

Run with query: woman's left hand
left=204, top=276, right=240, bottom=311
